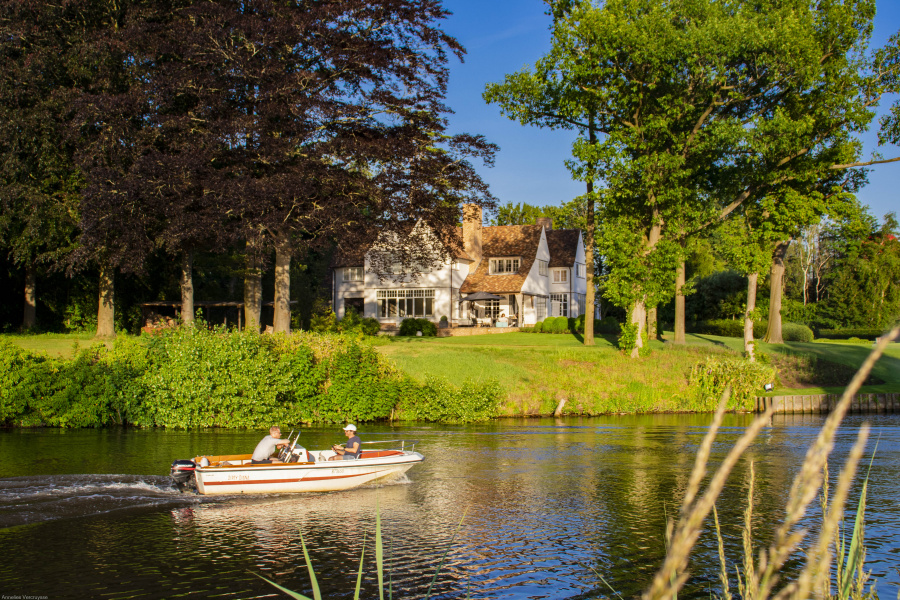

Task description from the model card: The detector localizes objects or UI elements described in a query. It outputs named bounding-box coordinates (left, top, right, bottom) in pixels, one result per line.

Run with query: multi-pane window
left=535, top=296, right=547, bottom=321
left=572, top=293, right=585, bottom=316
left=538, top=260, right=548, bottom=276
left=377, top=289, right=435, bottom=318
left=344, top=267, right=363, bottom=281
left=490, top=258, right=520, bottom=274
left=389, top=258, right=432, bottom=274
left=550, top=293, right=568, bottom=317
left=575, top=263, right=586, bottom=279
left=553, top=269, right=568, bottom=283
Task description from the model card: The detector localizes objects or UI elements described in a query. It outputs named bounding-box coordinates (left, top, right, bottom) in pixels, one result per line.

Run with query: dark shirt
left=345, top=435, right=361, bottom=458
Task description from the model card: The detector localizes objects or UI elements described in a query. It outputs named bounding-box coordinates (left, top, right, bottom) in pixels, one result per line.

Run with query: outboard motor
left=170, top=459, right=196, bottom=492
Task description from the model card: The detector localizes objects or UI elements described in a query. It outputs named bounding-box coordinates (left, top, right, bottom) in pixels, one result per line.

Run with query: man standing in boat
left=330, top=424, right=361, bottom=460
left=251, top=426, right=292, bottom=464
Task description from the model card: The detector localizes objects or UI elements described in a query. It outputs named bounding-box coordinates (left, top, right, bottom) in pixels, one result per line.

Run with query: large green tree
left=490, top=0, right=898, bottom=357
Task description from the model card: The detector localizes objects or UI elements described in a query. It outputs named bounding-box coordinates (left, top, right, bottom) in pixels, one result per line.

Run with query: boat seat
left=359, top=450, right=404, bottom=459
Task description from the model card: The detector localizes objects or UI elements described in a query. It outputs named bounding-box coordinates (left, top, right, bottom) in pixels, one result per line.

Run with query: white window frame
left=538, top=260, right=548, bottom=276
left=550, top=293, right=568, bottom=317
left=535, top=296, right=547, bottom=321
left=343, top=267, right=363, bottom=282
left=376, top=289, right=435, bottom=318
left=552, top=268, right=568, bottom=283
left=575, top=263, right=586, bottom=279
left=490, top=257, right=520, bottom=275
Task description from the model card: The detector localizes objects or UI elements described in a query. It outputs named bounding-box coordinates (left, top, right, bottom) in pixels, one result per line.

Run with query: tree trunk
left=96, top=264, right=115, bottom=337
left=273, top=229, right=292, bottom=333
left=647, top=306, right=658, bottom=341
left=744, top=272, right=758, bottom=361
left=674, top=260, right=686, bottom=344
left=630, top=301, right=646, bottom=359
left=628, top=205, right=661, bottom=358
left=765, top=241, right=790, bottom=344
left=244, top=250, right=263, bottom=333
left=23, top=260, right=36, bottom=330
left=181, top=250, right=194, bottom=325
left=583, top=117, right=597, bottom=347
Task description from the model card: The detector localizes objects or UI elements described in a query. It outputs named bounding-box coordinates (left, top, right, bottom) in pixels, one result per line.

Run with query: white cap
left=343, top=424, right=357, bottom=431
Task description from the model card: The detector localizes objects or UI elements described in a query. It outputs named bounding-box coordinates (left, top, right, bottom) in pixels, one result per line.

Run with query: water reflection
left=0, top=414, right=898, bottom=599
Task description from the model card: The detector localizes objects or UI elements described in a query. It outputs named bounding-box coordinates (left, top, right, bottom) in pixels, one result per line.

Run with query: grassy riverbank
left=374, top=331, right=900, bottom=416
left=5, top=330, right=898, bottom=419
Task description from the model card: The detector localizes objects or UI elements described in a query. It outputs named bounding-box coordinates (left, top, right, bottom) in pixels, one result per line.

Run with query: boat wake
left=0, top=474, right=200, bottom=528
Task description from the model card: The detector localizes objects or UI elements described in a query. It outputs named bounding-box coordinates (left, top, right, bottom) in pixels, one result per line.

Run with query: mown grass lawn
left=375, top=330, right=900, bottom=415
left=2, top=332, right=111, bottom=358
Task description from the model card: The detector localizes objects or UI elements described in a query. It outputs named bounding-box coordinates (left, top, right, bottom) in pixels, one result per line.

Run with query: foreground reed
left=643, top=324, right=899, bottom=600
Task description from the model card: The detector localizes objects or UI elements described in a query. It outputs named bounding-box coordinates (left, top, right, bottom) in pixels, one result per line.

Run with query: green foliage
left=398, top=318, right=437, bottom=337
left=688, top=357, right=776, bottom=412
left=310, top=308, right=338, bottom=333
left=596, top=316, right=621, bottom=334
left=691, top=319, right=813, bottom=342
left=692, top=319, right=764, bottom=339
left=1, top=329, right=503, bottom=428
left=782, top=322, right=815, bottom=343
left=816, top=328, right=886, bottom=341
left=547, top=316, right=571, bottom=334
left=533, top=320, right=544, bottom=333
left=335, top=308, right=380, bottom=336
left=398, top=377, right=502, bottom=423
left=617, top=321, right=650, bottom=356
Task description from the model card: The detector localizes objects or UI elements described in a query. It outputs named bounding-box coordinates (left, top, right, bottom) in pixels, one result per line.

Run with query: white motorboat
left=170, top=438, right=423, bottom=495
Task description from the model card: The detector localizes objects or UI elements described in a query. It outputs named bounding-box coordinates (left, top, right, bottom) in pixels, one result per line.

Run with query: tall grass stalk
left=642, top=324, right=899, bottom=600
left=257, top=502, right=469, bottom=600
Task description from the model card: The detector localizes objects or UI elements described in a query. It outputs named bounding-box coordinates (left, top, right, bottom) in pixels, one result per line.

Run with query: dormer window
left=552, top=268, right=568, bottom=283
left=490, top=258, right=520, bottom=274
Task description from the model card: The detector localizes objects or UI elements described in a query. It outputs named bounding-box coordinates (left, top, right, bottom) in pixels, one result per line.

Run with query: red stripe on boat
left=203, top=471, right=378, bottom=485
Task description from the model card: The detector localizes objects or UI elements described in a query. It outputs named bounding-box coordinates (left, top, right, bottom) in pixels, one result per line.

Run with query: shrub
left=617, top=321, right=650, bottom=356
left=399, top=376, right=502, bottom=423
left=688, top=356, right=776, bottom=412
left=782, top=322, right=814, bottom=342
left=533, top=320, right=544, bottom=333
left=398, top=318, right=436, bottom=337
left=596, top=316, right=621, bottom=334
left=360, top=318, right=381, bottom=336
left=550, top=317, right=571, bottom=334
left=815, top=328, right=886, bottom=341
left=692, top=319, right=768, bottom=339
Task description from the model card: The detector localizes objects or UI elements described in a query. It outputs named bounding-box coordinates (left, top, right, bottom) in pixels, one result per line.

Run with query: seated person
left=329, top=424, right=361, bottom=460
left=251, top=426, right=292, bottom=464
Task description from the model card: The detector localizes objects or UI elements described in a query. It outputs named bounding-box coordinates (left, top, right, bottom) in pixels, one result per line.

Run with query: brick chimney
left=536, top=217, right=553, bottom=230
left=462, top=203, right=483, bottom=266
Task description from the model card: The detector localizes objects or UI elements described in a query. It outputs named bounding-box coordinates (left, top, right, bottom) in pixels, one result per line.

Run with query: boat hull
left=193, top=451, right=423, bottom=495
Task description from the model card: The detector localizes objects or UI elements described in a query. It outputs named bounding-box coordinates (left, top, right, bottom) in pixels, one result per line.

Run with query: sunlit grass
left=1, top=332, right=112, bottom=358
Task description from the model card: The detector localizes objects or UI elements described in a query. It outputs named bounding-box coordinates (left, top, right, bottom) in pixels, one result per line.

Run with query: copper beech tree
left=71, top=0, right=494, bottom=334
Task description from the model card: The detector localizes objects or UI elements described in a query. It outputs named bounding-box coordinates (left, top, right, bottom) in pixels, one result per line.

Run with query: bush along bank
left=0, top=329, right=501, bottom=428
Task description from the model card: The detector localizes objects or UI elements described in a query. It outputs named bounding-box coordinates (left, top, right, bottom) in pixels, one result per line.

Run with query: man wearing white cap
left=329, top=424, right=361, bottom=461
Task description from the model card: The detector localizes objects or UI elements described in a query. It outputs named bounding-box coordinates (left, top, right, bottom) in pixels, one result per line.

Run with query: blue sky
left=441, top=0, right=900, bottom=224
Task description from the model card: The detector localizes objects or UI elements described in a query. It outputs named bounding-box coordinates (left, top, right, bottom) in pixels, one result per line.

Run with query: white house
left=330, top=204, right=588, bottom=327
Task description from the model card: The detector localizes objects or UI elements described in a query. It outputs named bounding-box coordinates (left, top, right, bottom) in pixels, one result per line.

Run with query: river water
left=1, top=414, right=898, bottom=599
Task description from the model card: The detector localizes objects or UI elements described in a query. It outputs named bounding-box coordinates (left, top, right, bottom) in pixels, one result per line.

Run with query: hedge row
left=814, top=328, right=888, bottom=341
left=691, top=319, right=814, bottom=342
left=0, top=329, right=501, bottom=428
left=524, top=315, right=621, bottom=334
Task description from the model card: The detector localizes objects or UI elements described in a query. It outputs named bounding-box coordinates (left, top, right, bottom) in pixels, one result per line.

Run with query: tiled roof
left=460, top=225, right=544, bottom=294
left=546, top=229, right=581, bottom=267
left=331, top=222, right=470, bottom=267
